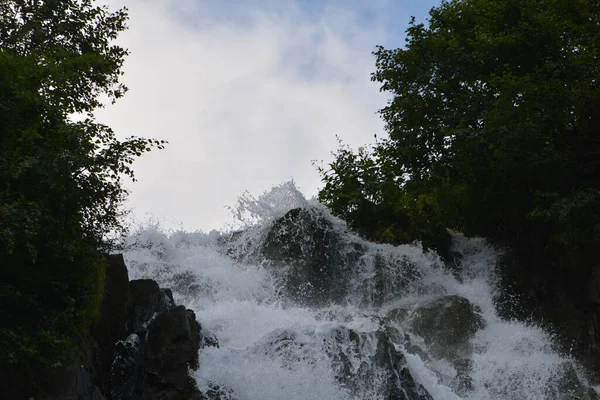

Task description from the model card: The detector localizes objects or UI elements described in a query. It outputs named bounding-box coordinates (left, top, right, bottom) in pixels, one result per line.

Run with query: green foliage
left=319, top=0, right=600, bottom=255
left=317, top=142, right=452, bottom=256
left=319, top=0, right=600, bottom=359
left=0, top=0, right=165, bottom=372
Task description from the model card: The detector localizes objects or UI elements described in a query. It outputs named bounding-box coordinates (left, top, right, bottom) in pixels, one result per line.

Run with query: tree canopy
left=0, top=0, right=164, bottom=371
left=319, top=0, right=600, bottom=354
left=320, top=0, right=599, bottom=253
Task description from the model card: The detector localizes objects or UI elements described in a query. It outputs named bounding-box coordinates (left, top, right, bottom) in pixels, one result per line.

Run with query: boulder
left=261, top=208, right=349, bottom=304
left=261, top=208, right=420, bottom=306
left=171, top=271, right=208, bottom=298
left=90, top=258, right=204, bottom=400
left=143, top=306, right=201, bottom=399
left=259, top=325, right=432, bottom=400
left=109, top=305, right=203, bottom=400
left=370, top=330, right=433, bottom=400
left=92, top=253, right=132, bottom=395
left=129, top=279, right=175, bottom=333
left=387, top=296, right=484, bottom=395
left=109, top=334, right=144, bottom=400
left=408, top=295, right=485, bottom=361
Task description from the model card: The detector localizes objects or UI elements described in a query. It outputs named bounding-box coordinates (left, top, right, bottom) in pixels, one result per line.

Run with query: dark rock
left=371, top=253, right=422, bottom=307
left=92, top=254, right=133, bottom=395
left=162, top=288, right=175, bottom=307
left=198, top=383, right=237, bottom=400
left=372, top=330, right=433, bottom=400
left=130, top=279, right=174, bottom=334
left=387, top=307, right=410, bottom=325
left=494, top=248, right=600, bottom=377
left=107, top=300, right=204, bottom=400
left=408, top=295, right=485, bottom=361
left=335, top=328, right=432, bottom=400
left=262, top=208, right=348, bottom=305
left=108, top=302, right=203, bottom=400
left=585, top=268, right=600, bottom=373
left=109, top=334, right=144, bottom=400
left=260, top=326, right=432, bottom=400
left=142, top=305, right=202, bottom=399
left=403, top=334, right=430, bottom=363
left=452, top=358, right=474, bottom=395
left=554, top=362, right=598, bottom=400
left=171, top=271, right=210, bottom=298
left=202, top=329, right=220, bottom=348
left=261, top=208, right=420, bottom=306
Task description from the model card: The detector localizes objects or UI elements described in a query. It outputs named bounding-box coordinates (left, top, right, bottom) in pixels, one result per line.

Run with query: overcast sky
left=95, top=0, right=438, bottom=232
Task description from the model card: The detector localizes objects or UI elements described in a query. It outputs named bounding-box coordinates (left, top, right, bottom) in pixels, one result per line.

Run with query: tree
left=319, top=0, right=600, bottom=356
left=0, top=0, right=165, bottom=372
left=321, top=0, right=599, bottom=248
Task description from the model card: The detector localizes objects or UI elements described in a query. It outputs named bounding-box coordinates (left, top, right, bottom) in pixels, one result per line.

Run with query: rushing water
left=122, top=182, right=597, bottom=400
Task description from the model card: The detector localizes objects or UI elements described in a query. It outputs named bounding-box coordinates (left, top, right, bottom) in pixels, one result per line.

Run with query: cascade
left=122, top=182, right=598, bottom=399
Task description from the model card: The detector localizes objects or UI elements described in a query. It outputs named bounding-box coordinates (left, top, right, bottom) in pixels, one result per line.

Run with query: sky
left=95, top=0, right=439, bottom=232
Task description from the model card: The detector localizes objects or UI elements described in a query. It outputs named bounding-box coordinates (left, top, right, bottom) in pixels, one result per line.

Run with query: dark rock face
left=387, top=295, right=485, bottom=396
left=199, top=383, right=237, bottom=400
left=93, top=254, right=133, bottom=395
left=110, top=334, right=144, bottom=400
left=25, top=254, right=205, bottom=400
left=494, top=249, right=600, bottom=380
left=262, top=208, right=349, bottom=304
left=586, top=268, right=600, bottom=373
left=129, top=279, right=175, bottom=333
left=368, top=330, right=433, bottom=400
left=260, top=326, right=432, bottom=400
left=143, top=306, right=201, bottom=399
left=261, top=208, right=420, bottom=306
left=408, top=295, right=485, bottom=361
left=108, top=285, right=202, bottom=400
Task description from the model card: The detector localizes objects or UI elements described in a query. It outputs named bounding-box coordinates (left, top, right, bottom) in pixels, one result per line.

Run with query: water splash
left=122, top=183, right=594, bottom=399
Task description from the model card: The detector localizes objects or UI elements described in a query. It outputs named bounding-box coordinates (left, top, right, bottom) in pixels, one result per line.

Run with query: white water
left=123, top=182, right=595, bottom=400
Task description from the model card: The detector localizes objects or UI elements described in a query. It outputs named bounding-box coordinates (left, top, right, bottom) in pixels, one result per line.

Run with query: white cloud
left=95, top=0, right=387, bottom=231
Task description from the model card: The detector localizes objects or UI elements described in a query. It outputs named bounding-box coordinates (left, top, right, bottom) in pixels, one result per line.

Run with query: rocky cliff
left=11, top=254, right=203, bottom=400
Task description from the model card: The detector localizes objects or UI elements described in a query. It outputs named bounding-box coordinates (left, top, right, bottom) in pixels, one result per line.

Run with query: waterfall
left=122, top=182, right=598, bottom=399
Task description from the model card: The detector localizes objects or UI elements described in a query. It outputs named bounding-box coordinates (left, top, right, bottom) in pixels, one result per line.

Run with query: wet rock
left=408, top=295, right=485, bottom=360
left=129, top=279, right=174, bottom=333
left=387, top=307, right=410, bottom=325
left=92, top=254, right=133, bottom=395
left=198, top=383, right=237, bottom=400
left=452, top=358, right=474, bottom=395
left=171, top=271, right=208, bottom=298
left=202, top=329, right=220, bottom=348
left=259, top=325, right=432, bottom=400
left=143, top=306, right=202, bottom=399
left=403, top=334, right=430, bottom=363
left=555, top=362, right=598, bottom=400
left=261, top=208, right=420, bottom=306
left=371, top=330, right=433, bottom=400
left=261, top=208, right=349, bottom=305
left=109, top=335, right=144, bottom=400
left=109, top=305, right=202, bottom=400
